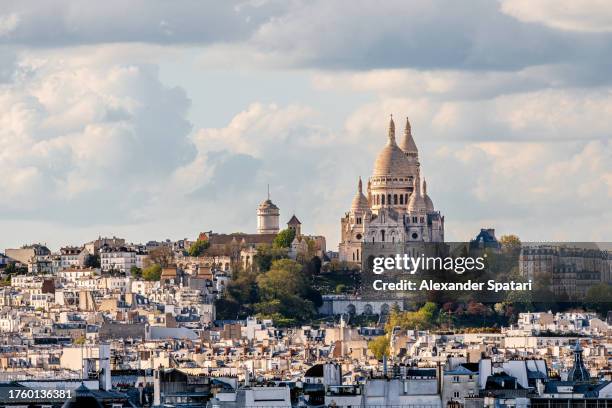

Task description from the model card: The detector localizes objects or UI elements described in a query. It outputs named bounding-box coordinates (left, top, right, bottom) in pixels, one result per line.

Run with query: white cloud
left=0, top=13, right=19, bottom=37
left=501, top=0, right=612, bottom=33
left=0, top=54, right=194, bottom=222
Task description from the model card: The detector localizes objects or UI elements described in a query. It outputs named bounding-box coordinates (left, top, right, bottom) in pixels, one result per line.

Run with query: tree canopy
left=142, top=264, right=162, bottom=281
left=368, top=335, right=390, bottom=360
left=273, top=228, right=296, bottom=248
left=188, top=239, right=210, bottom=257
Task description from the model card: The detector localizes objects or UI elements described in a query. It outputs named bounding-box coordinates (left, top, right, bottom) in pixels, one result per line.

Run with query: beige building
left=339, top=116, right=445, bottom=264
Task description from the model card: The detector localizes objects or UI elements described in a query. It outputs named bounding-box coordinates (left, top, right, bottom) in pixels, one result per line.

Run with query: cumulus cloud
left=501, top=0, right=612, bottom=33
left=0, top=55, right=194, bottom=225
left=0, top=0, right=285, bottom=46
left=170, top=102, right=361, bottom=240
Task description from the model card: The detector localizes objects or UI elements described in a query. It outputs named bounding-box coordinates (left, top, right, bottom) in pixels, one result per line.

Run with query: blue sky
left=0, top=0, right=611, bottom=250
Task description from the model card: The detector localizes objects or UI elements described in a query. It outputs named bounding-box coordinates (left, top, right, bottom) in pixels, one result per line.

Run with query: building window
left=454, top=391, right=460, bottom=398
left=381, top=230, right=385, bottom=242
left=394, top=194, right=398, bottom=204
left=400, top=195, right=404, bottom=205
left=387, top=194, right=391, bottom=205
left=382, top=195, right=385, bottom=205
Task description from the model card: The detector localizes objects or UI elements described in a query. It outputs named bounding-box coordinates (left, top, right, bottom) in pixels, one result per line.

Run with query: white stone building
left=339, top=116, right=444, bottom=264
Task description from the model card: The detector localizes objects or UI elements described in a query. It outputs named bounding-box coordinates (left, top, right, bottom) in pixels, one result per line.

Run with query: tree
left=273, top=228, right=296, bottom=249
left=499, top=235, right=522, bottom=254
left=585, top=283, right=612, bottom=315
left=385, top=302, right=438, bottom=332
left=253, top=245, right=288, bottom=272
left=130, top=266, right=142, bottom=279
left=147, top=246, right=174, bottom=267
left=257, top=259, right=306, bottom=297
left=305, top=256, right=322, bottom=276
left=84, top=254, right=100, bottom=268
left=255, top=259, right=318, bottom=323
left=368, top=335, right=390, bottom=360
left=142, top=264, right=162, bottom=281
left=188, top=239, right=209, bottom=257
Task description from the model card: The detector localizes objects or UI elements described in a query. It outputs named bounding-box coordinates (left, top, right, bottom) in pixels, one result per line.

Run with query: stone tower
left=257, top=186, right=280, bottom=234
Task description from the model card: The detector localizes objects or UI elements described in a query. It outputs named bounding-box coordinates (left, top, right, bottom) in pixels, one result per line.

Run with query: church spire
left=358, top=177, right=363, bottom=193
left=423, top=178, right=427, bottom=195
left=400, top=116, right=418, bottom=155
left=388, top=114, right=396, bottom=145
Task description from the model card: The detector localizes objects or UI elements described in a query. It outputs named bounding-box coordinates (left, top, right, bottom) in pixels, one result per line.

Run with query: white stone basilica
left=339, top=115, right=444, bottom=264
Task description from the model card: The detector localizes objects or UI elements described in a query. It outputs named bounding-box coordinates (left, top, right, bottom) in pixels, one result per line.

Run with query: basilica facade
left=339, top=116, right=444, bottom=264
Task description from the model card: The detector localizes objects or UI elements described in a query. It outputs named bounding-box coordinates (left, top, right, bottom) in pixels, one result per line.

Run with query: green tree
left=273, top=228, right=296, bottom=249
left=130, top=266, right=142, bottom=279
left=142, top=264, right=162, bottom=281
left=368, top=335, right=390, bottom=360
left=385, top=302, right=438, bottom=332
left=257, top=259, right=306, bottom=297
left=585, top=283, right=612, bottom=315
left=253, top=245, right=288, bottom=272
left=255, top=259, right=317, bottom=323
left=188, top=239, right=210, bottom=257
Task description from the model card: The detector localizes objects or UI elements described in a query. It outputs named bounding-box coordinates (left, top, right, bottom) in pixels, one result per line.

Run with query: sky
left=0, top=0, right=611, bottom=251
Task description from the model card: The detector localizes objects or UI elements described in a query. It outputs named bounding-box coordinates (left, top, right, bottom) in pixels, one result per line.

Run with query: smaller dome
left=258, top=199, right=279, bottom=210
left=408, top=175, right=427, bottom=213
left=351, top=178, right=369, bottom=212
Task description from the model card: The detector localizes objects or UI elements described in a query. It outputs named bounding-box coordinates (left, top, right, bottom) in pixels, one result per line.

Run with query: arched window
left=381, top=230, right=385, bottom=242
left=387, top=194, right=391, bottom=205
left=400, top=195, right=404, bottom=205
left=405, top=194, right=408, bottom=204
left=352, top=252, right=355, bottom=261
left=394, top=194, right=398, bottom=205
left=381, top=195, right=385, bottom=205
left=356, top=249, right=360, bottom=261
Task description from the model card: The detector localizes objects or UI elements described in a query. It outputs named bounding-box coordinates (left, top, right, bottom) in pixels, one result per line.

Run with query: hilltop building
left=339, top=116, right=445, bottom=264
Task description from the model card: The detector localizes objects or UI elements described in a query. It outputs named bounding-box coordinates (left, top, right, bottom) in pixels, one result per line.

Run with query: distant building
left=470, top=228, right=501, bottom=252
left=520, top=245, right=611, bottom=299
left=5, top=244, right=52, bottom=273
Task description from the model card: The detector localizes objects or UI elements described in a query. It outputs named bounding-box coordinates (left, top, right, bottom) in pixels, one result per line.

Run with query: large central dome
left=372, top=116, right=414, bottom=177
